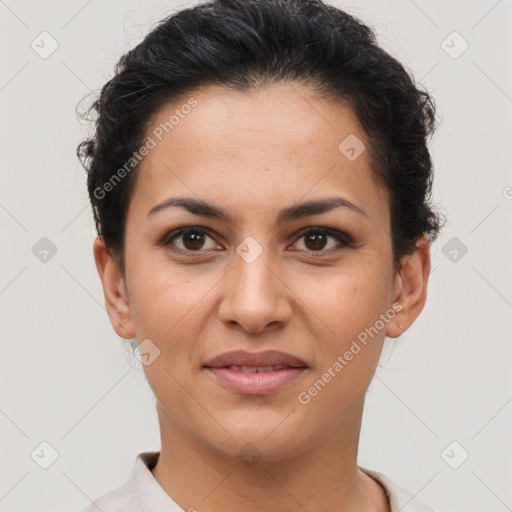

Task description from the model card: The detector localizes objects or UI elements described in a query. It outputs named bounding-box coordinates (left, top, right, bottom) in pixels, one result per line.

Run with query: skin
left=93, top=81, right=431, bottom=512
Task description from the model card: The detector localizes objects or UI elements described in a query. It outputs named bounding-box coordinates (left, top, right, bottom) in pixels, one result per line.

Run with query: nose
left=217, top=248, right=292, bottom=334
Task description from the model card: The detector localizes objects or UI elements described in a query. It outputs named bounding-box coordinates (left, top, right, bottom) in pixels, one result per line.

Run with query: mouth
left=205, top=366, right=308, bottom=395
left=203, top=350, right=309, bottom=395
left=216, top=364, right=297, bottom=372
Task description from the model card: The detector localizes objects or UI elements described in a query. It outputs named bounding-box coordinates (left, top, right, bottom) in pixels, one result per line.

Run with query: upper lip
left=203, top=349, right=308, bottom=368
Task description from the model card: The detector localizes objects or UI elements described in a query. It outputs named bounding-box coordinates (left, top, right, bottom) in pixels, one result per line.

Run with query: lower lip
left=205, top=367, right=307, bottom=395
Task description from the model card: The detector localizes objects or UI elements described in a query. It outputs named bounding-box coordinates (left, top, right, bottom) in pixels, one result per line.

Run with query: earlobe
left=93, top=235, right=136, bottom=340
left=386, top=234, right=431, bottom=339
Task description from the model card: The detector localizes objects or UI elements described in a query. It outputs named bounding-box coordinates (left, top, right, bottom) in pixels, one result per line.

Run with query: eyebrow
left=146, top=196, right=367, bottom=223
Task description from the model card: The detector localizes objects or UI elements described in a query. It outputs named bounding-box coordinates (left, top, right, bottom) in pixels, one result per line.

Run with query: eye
left=291, top=227, right=354, bottom=253
left=161, top=227, right=221, bottom=252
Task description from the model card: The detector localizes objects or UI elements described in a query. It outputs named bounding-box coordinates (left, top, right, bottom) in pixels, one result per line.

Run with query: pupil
left=184, top=232, right=205, bottom=250
left=305, top=233, right=326, bottom=251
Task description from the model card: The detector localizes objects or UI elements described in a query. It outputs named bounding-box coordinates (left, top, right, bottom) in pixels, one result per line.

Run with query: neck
left=151, top=398, right=390, bottom=512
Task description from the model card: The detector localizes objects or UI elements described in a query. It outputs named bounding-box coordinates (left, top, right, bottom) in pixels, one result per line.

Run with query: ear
left=386, top=234, right=431, bottom=338
left=93, top=235, right=135, bottom=339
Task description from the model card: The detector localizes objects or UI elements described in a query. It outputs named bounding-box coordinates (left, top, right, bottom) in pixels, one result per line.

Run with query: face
left=94, top=82, right=430, bottom=462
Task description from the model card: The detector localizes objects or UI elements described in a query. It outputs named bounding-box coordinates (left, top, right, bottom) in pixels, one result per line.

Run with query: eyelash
left=160, top=226, right=354, bottom=255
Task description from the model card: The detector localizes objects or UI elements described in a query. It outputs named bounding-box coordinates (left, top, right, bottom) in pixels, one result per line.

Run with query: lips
left=203, top=350, right=309, bottom=395
left=203, top=349, right=308, bottom=369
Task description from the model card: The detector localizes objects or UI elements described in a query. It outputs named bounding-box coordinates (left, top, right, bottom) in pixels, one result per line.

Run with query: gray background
left=1, top=0, right=511, bottom=511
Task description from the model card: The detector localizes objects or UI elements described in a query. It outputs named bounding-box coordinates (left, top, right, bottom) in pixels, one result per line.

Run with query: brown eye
left=303, top=231, right=329, bottom=251
left=292, top=227, right=353, bottom=253
left=162, top=227, right=220, bottom=252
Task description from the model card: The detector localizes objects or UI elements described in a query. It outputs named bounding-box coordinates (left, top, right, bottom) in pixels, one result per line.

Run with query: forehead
left=149, top=82, right=364, bottom=156
left=130, top=82, right=389, bottom=226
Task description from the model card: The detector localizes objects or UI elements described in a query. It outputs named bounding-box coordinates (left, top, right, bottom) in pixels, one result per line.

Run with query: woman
left=77, top=0, right=443, bottom=510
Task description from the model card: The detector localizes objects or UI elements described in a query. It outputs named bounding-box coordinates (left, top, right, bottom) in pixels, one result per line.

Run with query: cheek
left=295, top=273, right=389, bottom=419
left=129, top=266, right=208, bottom=421
left=127, top=257, right=205, bottom=336
left=296, top=265, right=391, bottom=337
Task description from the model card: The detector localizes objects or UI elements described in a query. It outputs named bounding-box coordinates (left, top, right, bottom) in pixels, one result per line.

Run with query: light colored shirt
left=80, top=451, right=436, bottom=512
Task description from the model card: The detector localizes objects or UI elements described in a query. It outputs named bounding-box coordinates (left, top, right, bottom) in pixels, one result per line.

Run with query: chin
left=200, top=414, right=313, bottom=463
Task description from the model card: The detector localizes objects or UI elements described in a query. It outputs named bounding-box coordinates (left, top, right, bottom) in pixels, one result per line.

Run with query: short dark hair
left=77, top=0, right=444, bottom=275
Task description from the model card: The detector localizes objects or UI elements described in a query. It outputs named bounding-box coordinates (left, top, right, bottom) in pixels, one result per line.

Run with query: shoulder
left=77, top=453, right=155, bottom=512
left=360, top=467, right=437, bottom=512
left=78, top=482, right=137, bottom=512
left=77, top=451, right=165, bottom=512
